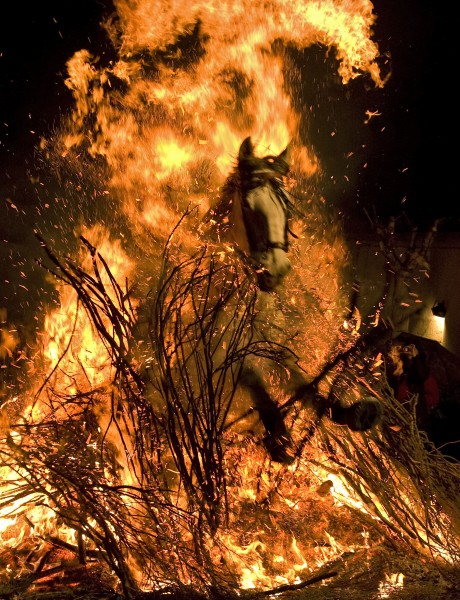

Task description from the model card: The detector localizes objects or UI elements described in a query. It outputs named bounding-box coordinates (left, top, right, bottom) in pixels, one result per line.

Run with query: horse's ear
left=238, top=137, right=255, bottom=161
left=277, top=141, right=292, bottom=165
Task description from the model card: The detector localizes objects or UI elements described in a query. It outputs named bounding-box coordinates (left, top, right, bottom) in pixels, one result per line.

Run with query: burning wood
left=1, top=1, right=459, bottom=598
left=1, top=228, right=459, bottom=599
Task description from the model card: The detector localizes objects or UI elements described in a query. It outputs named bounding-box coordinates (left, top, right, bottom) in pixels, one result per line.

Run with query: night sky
left=0, top=0, right=455, bottom=327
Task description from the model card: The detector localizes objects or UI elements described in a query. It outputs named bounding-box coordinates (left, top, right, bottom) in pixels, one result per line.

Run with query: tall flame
left=3, top=0, right=456, bottom=596
left=54, top=0, right=383, bottom=255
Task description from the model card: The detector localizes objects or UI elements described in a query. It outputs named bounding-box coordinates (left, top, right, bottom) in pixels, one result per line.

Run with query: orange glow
left=1, top=0, right=457, bottom=595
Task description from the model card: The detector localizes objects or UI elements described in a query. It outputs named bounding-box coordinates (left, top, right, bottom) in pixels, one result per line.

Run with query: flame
left=2, top=0, right=457, bottom=594
left=39, top=225, right=135, bottom=392
left=378, top=572, right=405, bottom=598
left=0, top=309, right=19, bottom=362
left=58, top=0, right=384, bottom=247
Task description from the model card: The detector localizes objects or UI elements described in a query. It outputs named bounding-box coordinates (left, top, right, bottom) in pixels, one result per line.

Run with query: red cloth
left=396, top=377, right=410, bottom=402
left=396, top=374, right=440, bottom=412
left=423, top=375, right=440, bottom=410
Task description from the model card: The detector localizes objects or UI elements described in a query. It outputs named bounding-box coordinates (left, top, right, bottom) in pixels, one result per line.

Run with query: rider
left=387, top=342, right=440, bottom=436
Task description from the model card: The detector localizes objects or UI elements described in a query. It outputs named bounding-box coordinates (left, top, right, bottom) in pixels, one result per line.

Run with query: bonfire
left=1, top=1, right=459, bottom=599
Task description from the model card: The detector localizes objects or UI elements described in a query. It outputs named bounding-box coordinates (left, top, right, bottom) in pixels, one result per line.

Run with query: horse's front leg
left=329, top=395, right=383, bottom=431
left=239, top=364, right=295, bottom=464
left=290, top=382, right=382, bottom=431
left=283, top=360, right=383, bottom=432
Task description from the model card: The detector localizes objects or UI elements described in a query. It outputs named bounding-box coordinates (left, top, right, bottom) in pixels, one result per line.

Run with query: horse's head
left=237, top=137, right=292, bottom=291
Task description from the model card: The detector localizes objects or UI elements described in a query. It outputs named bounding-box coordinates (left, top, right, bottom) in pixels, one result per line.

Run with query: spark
left=364, top=109, right=381, bottom=123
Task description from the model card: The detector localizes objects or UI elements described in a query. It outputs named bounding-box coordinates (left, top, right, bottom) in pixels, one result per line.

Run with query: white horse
left=152, top=136, right=382, bottom=466
left=208, top=136, right=293, bottom=292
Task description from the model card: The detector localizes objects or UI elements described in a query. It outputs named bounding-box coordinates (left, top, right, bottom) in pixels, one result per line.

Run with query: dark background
left=0, top=0, right=454, bottom=328
left=0, top=1, right=114, bottom=185
left=0, top=1, right=117, bottom=329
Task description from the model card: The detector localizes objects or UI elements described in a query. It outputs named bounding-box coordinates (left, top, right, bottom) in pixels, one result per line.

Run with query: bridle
left=239, top=173, right=296, bottom=255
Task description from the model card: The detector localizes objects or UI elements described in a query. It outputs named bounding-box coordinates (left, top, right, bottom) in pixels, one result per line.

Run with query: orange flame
left=4, top=1, right=441, bottom=595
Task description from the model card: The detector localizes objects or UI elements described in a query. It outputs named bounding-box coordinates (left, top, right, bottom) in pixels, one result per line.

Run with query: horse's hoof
left=343, top=398, right=383, bottom=431
left=263, top=434, right=296, bottom=464
left=331, top=398, right=382, bottom=431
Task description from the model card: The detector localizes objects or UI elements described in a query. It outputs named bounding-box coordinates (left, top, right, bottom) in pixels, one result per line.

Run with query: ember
left=1, top=1, right=459, bottom=599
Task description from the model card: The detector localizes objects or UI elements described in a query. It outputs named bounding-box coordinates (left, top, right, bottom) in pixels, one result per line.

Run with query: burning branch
left=360, top=213, right=439, bottom=330
left=149, top=235, right=290, bottom=534
left=1, top=227, right=459, bottom=599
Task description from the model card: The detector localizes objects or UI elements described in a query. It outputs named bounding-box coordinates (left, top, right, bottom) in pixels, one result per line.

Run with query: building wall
left=349, top=232, right=460, bottom=359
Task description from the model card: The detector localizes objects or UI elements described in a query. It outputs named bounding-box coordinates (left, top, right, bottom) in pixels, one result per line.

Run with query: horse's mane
left=207, top=171, right=239, bottom=225
left=203, top=170, right=251, bottom=254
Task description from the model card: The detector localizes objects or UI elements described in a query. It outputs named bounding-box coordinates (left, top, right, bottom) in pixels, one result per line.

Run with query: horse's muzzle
left=257, top=264, right=291, bottom=291
left=255, top=248, right=291, bottom=291
left=257, top=270, right=286, bottom=291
